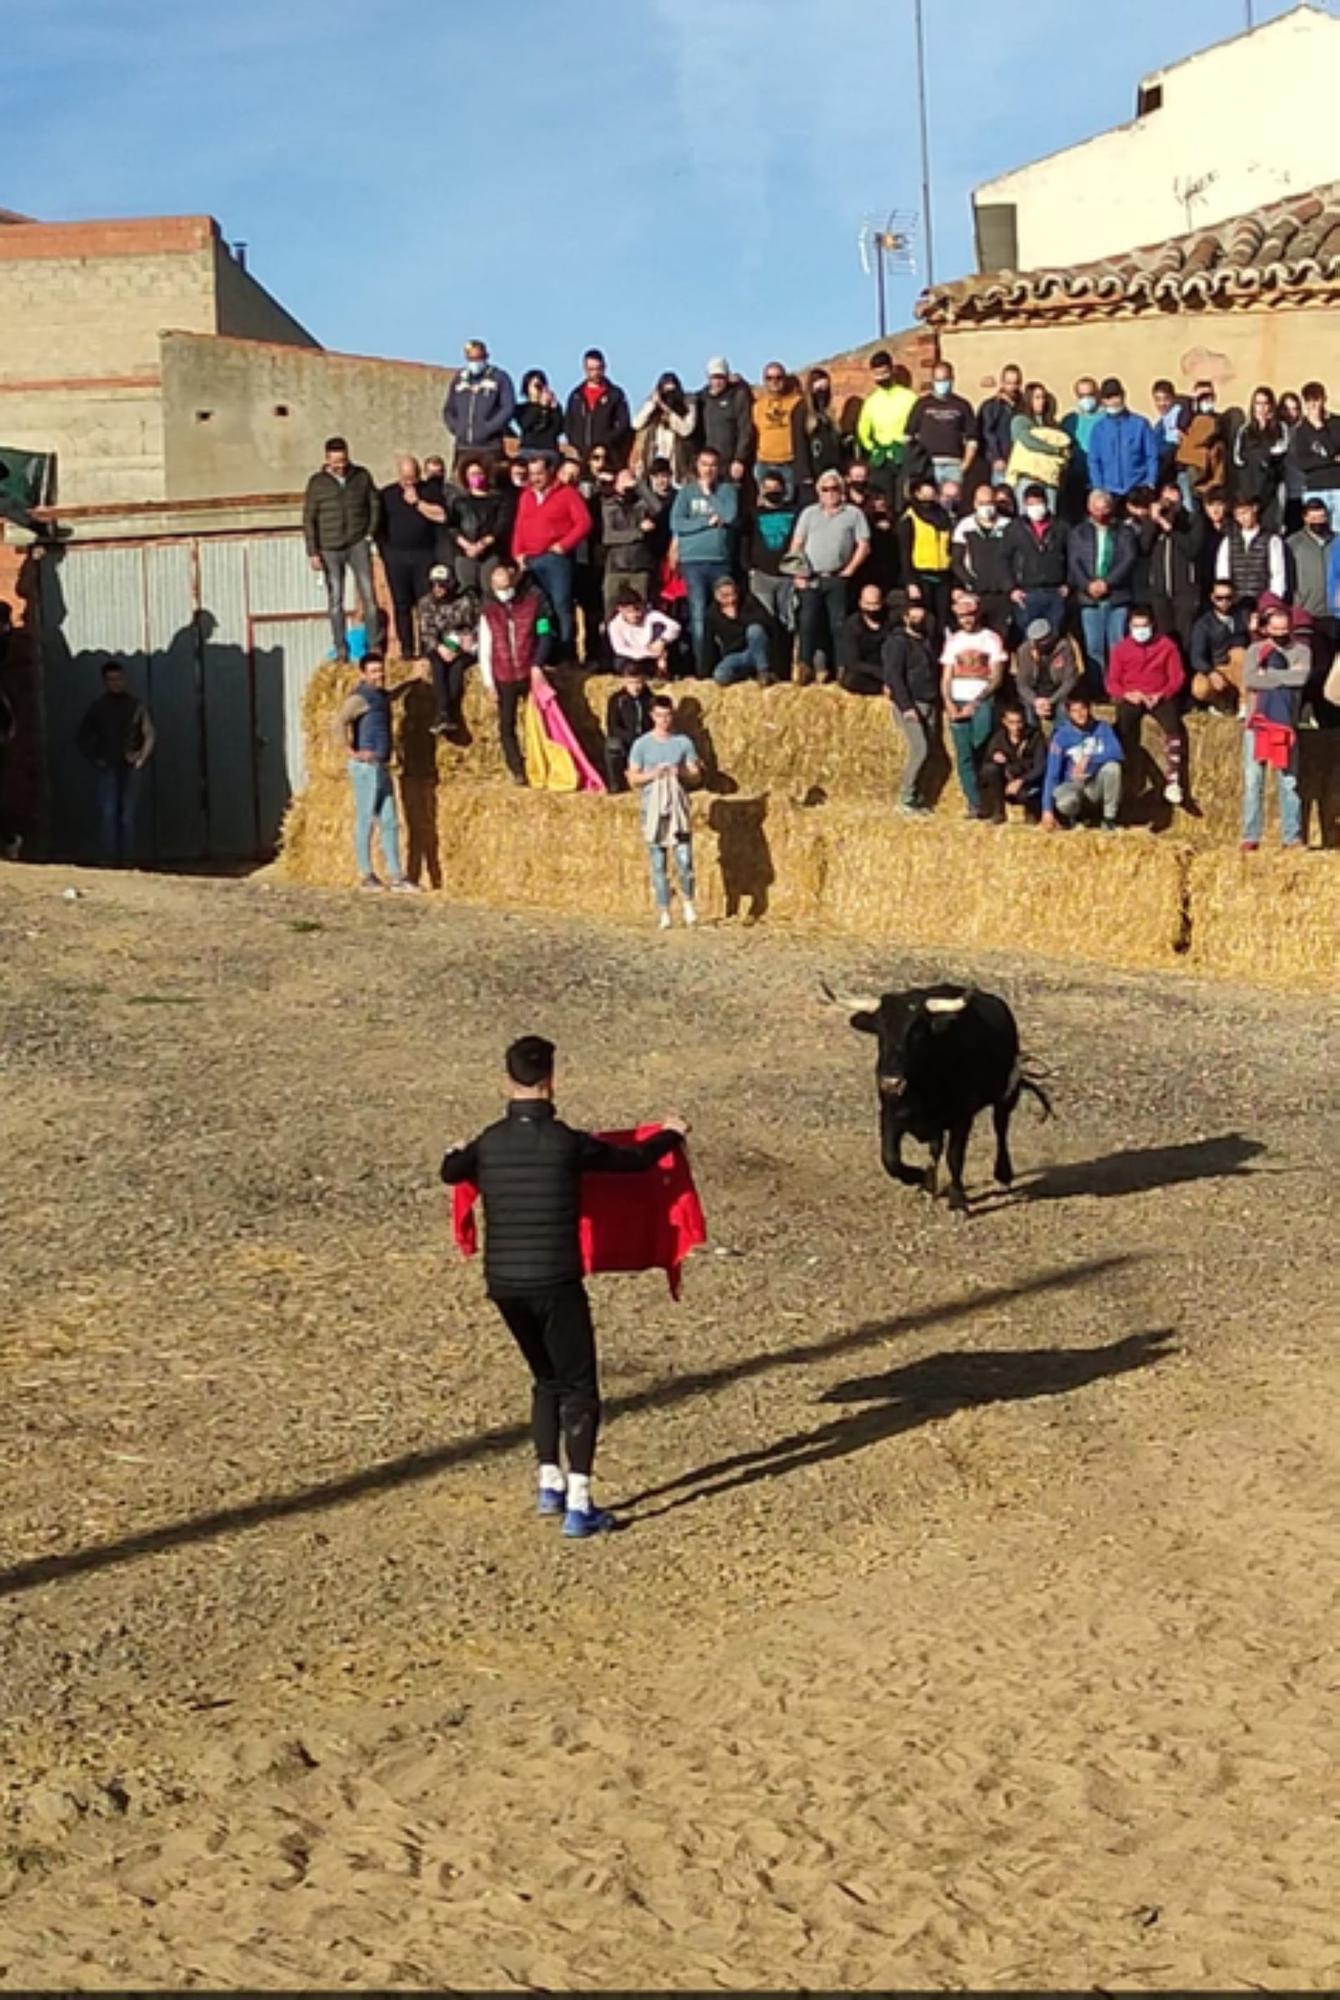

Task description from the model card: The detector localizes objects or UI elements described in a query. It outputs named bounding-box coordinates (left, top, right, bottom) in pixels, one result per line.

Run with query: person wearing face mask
left=1106, top=606, right=1188, bottom=810
left=1060, top=376, right=1103, bottom=519
left=477, top=560, right=556, bottom=787
left=939, top=591, right=1007, bottom=818
left=1215, top=495, right=1288, bottom=610
left=1287, top=496, right=1338, bottom=721
left=1240, top=603, right=1311, bottom=848
left=953, top=486, right=1014, bottom=639
left=446, top=457, right=508, bottom=597
left=1288, top=380, right=1340, bottom=535
left=1175, top=381, right=1227, bottom=504
left=1005, top=483, right=1070, bottom=637
left=632, top=373, right=700, bottom=484
left=801, top=368, right=847, bottom=490
left=857, top=351, right=917, bottom=505
left=838, top=582, right=893, bottom=695
left=1068, top=488, right=1138, bottom=694
left=1189, top=581, right=1249, bottom=712
left=444, top=339, right=516, bottom=470
left=907, top=362, right=978, bottom=490
left=514, top=370, right=565, bottom=459
left=1015, top=618, right=1082, bottom=730
left=880, top=590, right=939, bottom=814
left=1147, top=479, right=1204, bottom=654
left=898, top=474, right=954, bottom=635
left=1088, top=378, right=1161, bottom=500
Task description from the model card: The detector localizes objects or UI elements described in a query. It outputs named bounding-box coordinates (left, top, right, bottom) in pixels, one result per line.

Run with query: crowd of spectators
left=302, top=339, right=1340, bottom=854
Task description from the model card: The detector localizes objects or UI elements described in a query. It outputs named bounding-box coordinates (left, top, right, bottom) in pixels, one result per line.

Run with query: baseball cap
left=429, top=564, right=451, bottom=582
left=706, top=356, right=730, bottom=378
left=1026, top=617, right=1053, bottom=643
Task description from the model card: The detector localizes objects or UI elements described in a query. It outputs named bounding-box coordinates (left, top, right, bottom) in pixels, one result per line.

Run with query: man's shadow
left=622, top=1328, right=1174, bottom=1521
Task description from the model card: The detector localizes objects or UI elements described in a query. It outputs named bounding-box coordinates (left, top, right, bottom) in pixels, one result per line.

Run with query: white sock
left=538, top=1463, right=565, bottom=1493
left=566, top=1473, right=592, bottom=1513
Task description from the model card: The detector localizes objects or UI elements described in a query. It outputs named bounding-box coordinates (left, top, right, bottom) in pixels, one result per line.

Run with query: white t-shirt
left=941, top=626, right=1006, bottom=704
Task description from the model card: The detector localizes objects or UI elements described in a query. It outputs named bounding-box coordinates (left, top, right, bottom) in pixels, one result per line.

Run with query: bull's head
left=821, top=980, right=972, bottom=1099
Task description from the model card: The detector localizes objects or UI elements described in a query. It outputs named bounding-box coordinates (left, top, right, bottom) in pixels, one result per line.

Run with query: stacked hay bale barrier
left=282, top=667, right=1338, bottom=989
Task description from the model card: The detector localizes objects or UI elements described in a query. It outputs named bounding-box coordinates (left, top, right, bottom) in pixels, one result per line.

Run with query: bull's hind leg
left=945, top=1116, right=974, bottom=1213
left=925, top=1134, right=944, bottom=1200
left=993, top=1092, right=1019, bottom=1188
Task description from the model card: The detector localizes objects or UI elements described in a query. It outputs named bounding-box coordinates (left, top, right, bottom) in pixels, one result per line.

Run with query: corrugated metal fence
left=40, top=530, right=341, bottom=862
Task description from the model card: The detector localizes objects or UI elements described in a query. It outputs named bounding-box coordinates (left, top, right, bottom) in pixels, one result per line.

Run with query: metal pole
left=1245, top=1, right=1253, bottom=26
left=913, top=0, right=936, bottom=286
left=877, top=240, right=888, bottom=338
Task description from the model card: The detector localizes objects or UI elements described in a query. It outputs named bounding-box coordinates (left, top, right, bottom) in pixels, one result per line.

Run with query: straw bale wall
left=280, top=667, right=1339, bottom=991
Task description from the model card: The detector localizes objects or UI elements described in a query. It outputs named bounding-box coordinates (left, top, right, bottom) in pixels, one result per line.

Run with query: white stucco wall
left=974, top=6, right=1340, bottom=271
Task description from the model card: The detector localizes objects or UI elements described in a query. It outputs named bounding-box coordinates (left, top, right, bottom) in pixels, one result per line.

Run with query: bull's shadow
left=1007, top=1131, right=1268, bottom=1204
left=622, top=1329, right=1174, bottom=1521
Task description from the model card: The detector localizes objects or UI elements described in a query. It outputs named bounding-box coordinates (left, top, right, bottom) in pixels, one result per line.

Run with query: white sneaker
left=1164, top=780, right=1184, bottom=806
left=682, top=900, right=698, bottom=927
left=658, top=910, right=672, bottom=931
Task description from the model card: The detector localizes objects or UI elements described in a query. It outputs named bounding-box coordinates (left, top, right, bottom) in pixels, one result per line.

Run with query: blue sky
left=4, top=0, right=1314, bottom=392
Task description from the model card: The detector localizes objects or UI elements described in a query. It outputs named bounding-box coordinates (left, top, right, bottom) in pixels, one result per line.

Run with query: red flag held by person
left=452, top=1124, right=706, bottom=1297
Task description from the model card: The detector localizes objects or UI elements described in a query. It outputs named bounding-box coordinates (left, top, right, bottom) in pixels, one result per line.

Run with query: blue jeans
left=348, top=757, right=402, bottom=880
left=682, top=561, right=732, bottom=675
left=949, top=701, right=995, bottom=815
left=95, top=764, right=143, bottom=863
left=1017, top=587, right=1066, bottom=638
left=1080, top=600, right=1128, bottom=692
left=714, top=623, right=771, bottom=685
left=933, top=457, right=964, bottom=488
left=1241, top=732, right=1302, bottom=845
left=526, top=551, right=575, bottom=655
left=648, top=839, right=695, bottom=910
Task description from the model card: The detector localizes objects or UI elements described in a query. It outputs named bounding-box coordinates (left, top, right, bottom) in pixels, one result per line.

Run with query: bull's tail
left=1017, top=1064, right=1054, bottom=1121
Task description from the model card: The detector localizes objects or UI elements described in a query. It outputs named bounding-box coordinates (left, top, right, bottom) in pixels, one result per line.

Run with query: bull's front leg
left=880, top=1102, right=928, bottom=1189
left=944, top=1115, right=975, bottom=1213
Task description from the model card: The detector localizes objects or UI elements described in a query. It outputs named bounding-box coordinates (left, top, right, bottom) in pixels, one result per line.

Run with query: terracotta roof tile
left=918, top=180, right=1340, bottom=328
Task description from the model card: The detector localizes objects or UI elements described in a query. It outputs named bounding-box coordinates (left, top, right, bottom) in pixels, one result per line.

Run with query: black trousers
left=432, top=652, right=469, bottom=728
left=604, top=733, right=635, bottom=793
left=495, top=1282, right=600, bottom=1476
left=497, top=678, right=527, bottom=781
left=383, top=549, right=434, bottom=657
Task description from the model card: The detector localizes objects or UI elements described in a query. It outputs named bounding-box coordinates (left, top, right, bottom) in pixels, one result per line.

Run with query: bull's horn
left=924, top=994, right=968, bottom=1016
left=819, top=979, right=880, bottom=1013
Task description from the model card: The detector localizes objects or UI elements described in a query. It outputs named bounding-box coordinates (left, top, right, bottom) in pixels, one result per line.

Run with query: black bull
left=823, top=981, right=1052, bottom=1212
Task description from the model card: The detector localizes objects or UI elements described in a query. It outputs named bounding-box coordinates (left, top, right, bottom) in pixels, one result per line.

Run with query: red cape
left=451, top=1124, right=707, bottom=1298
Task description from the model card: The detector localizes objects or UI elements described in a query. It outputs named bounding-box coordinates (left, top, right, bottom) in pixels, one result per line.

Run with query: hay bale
left=1188, top=849, right=1340, bottom=990
left=816, top=804, right=1190, bottom=969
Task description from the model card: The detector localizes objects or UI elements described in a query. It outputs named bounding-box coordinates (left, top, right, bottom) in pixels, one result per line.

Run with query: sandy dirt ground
left=0, top=862, right=1337, bottom=1992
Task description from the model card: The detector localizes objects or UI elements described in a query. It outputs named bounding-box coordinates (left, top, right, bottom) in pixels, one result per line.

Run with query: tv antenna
left=858, top=211, right=917, bottom=337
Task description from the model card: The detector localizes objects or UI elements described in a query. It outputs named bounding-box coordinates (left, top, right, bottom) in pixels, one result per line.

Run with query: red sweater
left=511, top=483, right=592, bottom=560
left=1106, top=633, right=1185, bottom=704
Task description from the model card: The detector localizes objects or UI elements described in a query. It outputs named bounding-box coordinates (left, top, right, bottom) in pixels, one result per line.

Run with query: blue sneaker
left=537, top=1487, right=565, bottom=1518
left=562, top=1504, right=616, bottom=1540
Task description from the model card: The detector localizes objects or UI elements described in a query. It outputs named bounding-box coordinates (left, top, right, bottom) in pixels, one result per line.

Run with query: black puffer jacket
left=303, top=464, right=380, bottom=555
left=440, top=1100, right=682, bottom=1298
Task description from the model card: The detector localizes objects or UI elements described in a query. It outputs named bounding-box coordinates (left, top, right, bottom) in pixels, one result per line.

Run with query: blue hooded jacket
left=1088, top=410, right=1161, bottom=496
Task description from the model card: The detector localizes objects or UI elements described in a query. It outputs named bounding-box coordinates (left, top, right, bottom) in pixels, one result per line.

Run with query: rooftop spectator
left=444, top=339, right=516, bottom=463
left=564, top=349, right=632, bottom=468
left=695, top=359, right=754, bottom=482
left=1088, top=377, right=1161, bottom=498
left=515, top=369, right=565, bottom=458
left=752, top=362, right=805, bottom=502
left=632, top=373, right=698, bottom=483
left=976, top=363, right=1024, bottom=483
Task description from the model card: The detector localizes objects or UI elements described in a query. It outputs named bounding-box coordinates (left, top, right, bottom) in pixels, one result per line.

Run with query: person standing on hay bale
left=939, top=591, right=1006, bottom=819
left=881, top=591, right=939, bottom=815
left=1041, top=692, right=1123, bottom=834
left=419, top=566, right=479, bottom=744
left=332, top=652, right=427, bottom=892
left=1240, top=603, right=1310, bottom=852
left=477, top=560, right=555, bottom=787
left=628, top=693, right=701, bottom=929
left=440, top=1036, right=689, bottom=1540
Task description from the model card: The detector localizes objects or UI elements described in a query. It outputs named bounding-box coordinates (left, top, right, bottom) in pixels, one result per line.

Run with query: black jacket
left=881, top=627, right=938, bottom=708
left=977, top=394, right=1021, bottom=469
left=1147, top=512, right=1204, bottom=603
left=1004, top=515, right=1069, bottom=590
left=839, top=612, right=890, bottom=689
left=564, top=382, right=633, bottom=464
left=1067, top=520, right=1137, bottom=603
left=695, top=379, right=755, bottom=467
left=953, top=523, right=1013, bottom=596
left=515, top=400, right=565, bottom=456
left=303, top=465, right=380, bottom=555
left=604, top=685, right=655, bottom=745
left=440, top=1100, right=682, bottom=1299
left=602, top=491, right=656, bottom=574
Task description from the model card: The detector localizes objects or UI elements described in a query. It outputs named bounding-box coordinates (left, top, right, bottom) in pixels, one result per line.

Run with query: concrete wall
left=941, top=305, right=1340, bottom=410
left=211, top=240, right=318, bottom=349
left=0, top=380, right=165, bottom=504
left=160, top=333, right=456, bottom=499
left=973, top=8, right=1340, bottom=270
left=0, top=219, right=218, bottom=379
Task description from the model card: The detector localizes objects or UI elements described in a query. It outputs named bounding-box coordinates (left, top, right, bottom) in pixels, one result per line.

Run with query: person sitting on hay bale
left=1041, top=692, right=1124, bottom=834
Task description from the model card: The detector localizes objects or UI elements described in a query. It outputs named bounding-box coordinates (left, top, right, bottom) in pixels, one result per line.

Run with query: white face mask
left=976, top=505, right=996, bottom=525
left=1025, top=502, right=1047, bottom=522
left=1131, top=626, right=1153, bottom=645
left=495, top=587, right=516, bottom=604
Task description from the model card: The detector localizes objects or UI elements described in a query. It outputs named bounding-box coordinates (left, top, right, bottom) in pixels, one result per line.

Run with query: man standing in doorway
left=76, top=660, right=155, bottom=865
left=303, top=436, right=382, bottom=662
left=332, top=652, right=424, bottom=891
left=440, top=1036, right=688, bottom=1538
